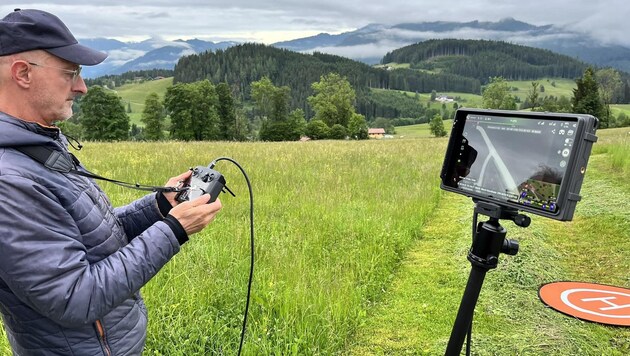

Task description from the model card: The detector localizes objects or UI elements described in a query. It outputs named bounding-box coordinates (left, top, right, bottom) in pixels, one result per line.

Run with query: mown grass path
left=347, top=147, right=630, bottom=355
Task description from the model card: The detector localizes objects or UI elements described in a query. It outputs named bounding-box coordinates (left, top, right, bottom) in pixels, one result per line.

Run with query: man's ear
left=11, top=61, right=32, bottom=88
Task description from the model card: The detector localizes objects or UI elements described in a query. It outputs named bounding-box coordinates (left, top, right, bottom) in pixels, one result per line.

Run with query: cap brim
left=45, top=43, right=108, bottom=66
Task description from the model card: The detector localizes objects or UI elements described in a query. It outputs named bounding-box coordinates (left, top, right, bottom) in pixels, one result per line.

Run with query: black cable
left=211, top=158, right=254, bottom=356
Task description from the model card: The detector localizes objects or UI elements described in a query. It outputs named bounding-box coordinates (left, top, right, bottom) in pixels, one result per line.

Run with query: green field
left=611, top=104, right=630, bottom=117
left=1, top=128, right=627, bottom=354
left=395, top=120, right=453, bottom=138
left=113, top=77, right=174, bottom=126
left=113, top=77, right=630, bottom=133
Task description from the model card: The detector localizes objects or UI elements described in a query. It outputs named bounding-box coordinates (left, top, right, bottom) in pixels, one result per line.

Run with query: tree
left=308, top=73, right=357, bottom=128
left=129, top=124, right=144, bottom=141
left=250, top=76, right=276, bottom=120
left=305, top=120, right=330, bottom=140
left=80, top=86, right=129, bottom=141
left=616, top=112, right=630, bottom=127
left=164, top=80, right=220, bottom=140
left=252, top=77, right=301, bottom=141
left=481, top=77, right=516, bottom=110
left=164, top=83, right=195, bottom=140
left=141, top=92, right=165, bottom=141
left=329, top=124, right=348, bottom=139
left=216, top=82, right=237, bottom=140
left=596, top=68, right=623, bottom=126
left=572, top=67, right=606, bottom=127
left=429, top=113, right=447, bottom=137
left=191, top=80, right=221, bottom=140
left=347, top=113, right=369, bottom=140
left=57, top=120, right=84, bottom=140
left=526, top=81, right=540, bottom=111
left=287, top=109, right=307, bottom=139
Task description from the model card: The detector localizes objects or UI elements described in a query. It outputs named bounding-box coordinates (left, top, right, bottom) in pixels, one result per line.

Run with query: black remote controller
left=175, top=166, right=226, bottom=203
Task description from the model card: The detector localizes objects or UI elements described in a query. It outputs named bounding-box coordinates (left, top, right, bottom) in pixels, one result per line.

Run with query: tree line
left=383, top=39, right=589, bottom=83
left=84, top=69, right=175, bottom=89
left=173, top=43, right=481, bottom=121
left=65, top=38, right=630, bottom=141
left=60, top=73, right=370, bottom=142
left=452, top=67, right=627, bottom=132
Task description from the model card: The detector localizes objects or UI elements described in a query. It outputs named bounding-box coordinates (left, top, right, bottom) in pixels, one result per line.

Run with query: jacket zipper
left=95, top=320, right=112, bottom=356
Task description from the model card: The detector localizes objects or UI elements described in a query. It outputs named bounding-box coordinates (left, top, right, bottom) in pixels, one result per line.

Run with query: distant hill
left=80, top=37, right=238, bottom=78
left=273, top=18, right=630, bottom=73
left=172, top=40, right=598, bottom=120
left=81, top=18, right=630, bottom=79
left=382, top=39, right=588, bottom=83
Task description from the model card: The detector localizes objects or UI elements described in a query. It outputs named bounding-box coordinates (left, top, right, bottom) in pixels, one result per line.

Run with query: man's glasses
left=27, top=62, right=82, bottom=83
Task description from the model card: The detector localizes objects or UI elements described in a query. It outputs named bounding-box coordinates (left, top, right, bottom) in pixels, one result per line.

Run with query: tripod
left=445, top=201, right=530, bottom=356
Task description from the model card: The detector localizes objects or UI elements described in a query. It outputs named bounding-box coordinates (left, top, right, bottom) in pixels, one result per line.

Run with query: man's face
left=27, top=53, right=87, bottom=126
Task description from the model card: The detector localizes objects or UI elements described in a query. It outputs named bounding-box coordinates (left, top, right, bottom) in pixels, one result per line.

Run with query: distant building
left=436, top=95, right=454, bottom=103
left=368, top=128, right=386, bottom=139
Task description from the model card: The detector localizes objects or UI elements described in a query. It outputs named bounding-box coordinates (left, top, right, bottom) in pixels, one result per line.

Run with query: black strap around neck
left=13, top=145, right=183, bottom=193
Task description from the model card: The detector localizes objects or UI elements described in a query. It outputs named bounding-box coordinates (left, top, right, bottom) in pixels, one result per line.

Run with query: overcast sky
left=1, top=1, right=628, bottom=46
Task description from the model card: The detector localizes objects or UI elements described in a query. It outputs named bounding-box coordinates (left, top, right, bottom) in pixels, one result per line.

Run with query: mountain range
left=80, top=18, right=630, bottom=78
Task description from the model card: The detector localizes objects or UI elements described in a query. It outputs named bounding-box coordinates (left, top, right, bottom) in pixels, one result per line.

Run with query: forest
left=171, top=40, right=629, bottom=120
left=70, top=39, right=630, bottom=142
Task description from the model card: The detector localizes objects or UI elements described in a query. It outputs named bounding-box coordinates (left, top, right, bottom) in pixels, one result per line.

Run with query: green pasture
left=506, top=77, right=577, bottom=100
left=113, top=77, right=173, bottom=127
left=1, top=127, right=627, bottom=355
left=395, top=120, right=453, bottom=138
left=611, top=104, right=630, bottom=117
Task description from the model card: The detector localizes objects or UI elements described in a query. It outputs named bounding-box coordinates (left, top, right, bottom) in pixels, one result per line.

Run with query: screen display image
left=445, top=113, right=578, bottom=213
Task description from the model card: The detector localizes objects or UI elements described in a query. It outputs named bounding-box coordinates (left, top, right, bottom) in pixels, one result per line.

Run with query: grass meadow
left=0, top=128, right=627, bottom=355
left=113, top=77, right=174, bottom=127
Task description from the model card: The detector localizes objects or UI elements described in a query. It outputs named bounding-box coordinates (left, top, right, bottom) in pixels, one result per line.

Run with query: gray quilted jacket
left=0, top=112, right=182, bottom=355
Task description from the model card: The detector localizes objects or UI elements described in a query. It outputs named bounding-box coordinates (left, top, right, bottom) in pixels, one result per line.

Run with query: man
left=0, top=9, right=222, bottom=355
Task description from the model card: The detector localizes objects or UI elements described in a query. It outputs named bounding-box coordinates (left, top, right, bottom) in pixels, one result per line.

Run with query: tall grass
left=593, top=127, right=630, bottom=176
left=67, top=139, right=447, bottom=354
left=0, top=129, right=627, bottom=355
left=347, top=128, right=630, bottom=355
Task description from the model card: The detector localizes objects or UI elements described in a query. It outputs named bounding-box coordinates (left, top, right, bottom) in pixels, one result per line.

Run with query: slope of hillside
left=113, top=77, right=173, bottom=126
left=383, top=39, right=589, bottom=84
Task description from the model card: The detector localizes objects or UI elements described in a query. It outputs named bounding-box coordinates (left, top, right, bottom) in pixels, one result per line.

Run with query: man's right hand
left=168, top=194, right=222, bottom=235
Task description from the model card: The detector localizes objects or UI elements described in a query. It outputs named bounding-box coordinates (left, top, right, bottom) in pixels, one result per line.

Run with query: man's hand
left=163, top=170, right=193, bottom=207
left=168, top=194, right=222, bottom=235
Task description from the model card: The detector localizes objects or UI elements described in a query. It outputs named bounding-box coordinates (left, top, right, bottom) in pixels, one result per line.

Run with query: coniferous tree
left=572, top=67, right=606, bottom=127
left=526, top=81, right=540, bottom=111
left=216, top=82, right=240, bottom=140
left=141, top=92, right=165, bottom=140
left=429, top=113, right=447, bottom=137
left=80, top=86, right=129, bottom=141
left=595, top=68, right=623, bottom=126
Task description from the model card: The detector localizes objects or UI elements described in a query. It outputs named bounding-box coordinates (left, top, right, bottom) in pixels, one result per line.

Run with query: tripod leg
left=445, top=265, right=487, bottom=356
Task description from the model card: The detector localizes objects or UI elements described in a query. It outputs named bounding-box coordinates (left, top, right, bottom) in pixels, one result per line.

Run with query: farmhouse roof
left=368, top=128, right=386, bottom=134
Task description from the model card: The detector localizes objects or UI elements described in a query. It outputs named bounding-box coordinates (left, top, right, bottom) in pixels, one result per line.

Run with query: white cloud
left=1, top=1, right=628, bottom=46
left=105, top=49, right=146, bottom=66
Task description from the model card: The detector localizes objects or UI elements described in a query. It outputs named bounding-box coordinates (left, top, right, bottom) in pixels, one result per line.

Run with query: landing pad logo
left=539, top=282, right=630, bottom=326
